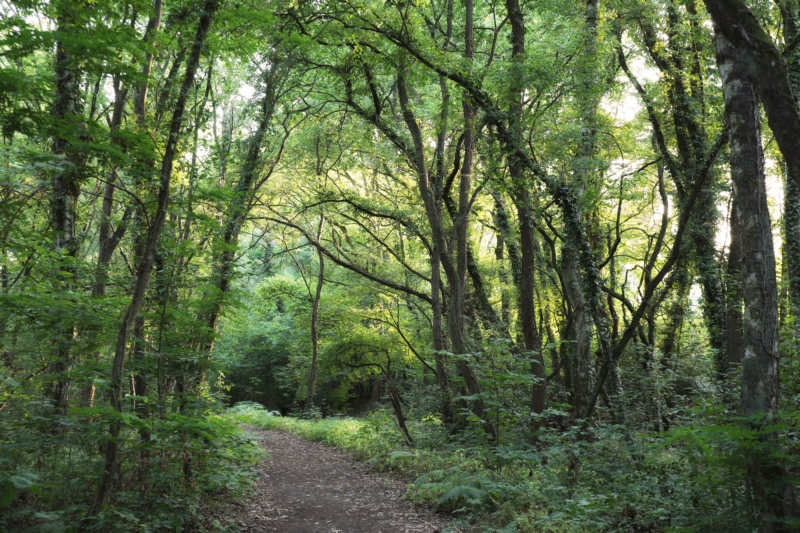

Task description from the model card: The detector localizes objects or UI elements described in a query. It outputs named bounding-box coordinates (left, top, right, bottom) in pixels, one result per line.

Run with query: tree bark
left=504, top=0, right=546, bottom=431
left=716, top=28, right=786, bottom=531
left=306, top=217, right=325, bottom=411
left=702, top=0, right=800, bottom=199
left=562, top=0, right=602, bottom=417
left=777, top=1, right=800, bottom=338
left=451, top=0, right=496, bottom=441
left=726, top=200, right=745, bottom=366
left=203, top=54, right=282, bottom=347
left=47, top=0, right=87, bottom=415
left=432, top=0, right=454, bottom=422
left=716, top=29, right=780, bottom=420
left=562, top=246, right=592, bottom=416
left=89, top=0, right=219, bottom=515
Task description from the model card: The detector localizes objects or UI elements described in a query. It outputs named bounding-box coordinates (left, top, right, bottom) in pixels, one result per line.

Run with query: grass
left=225, top=404, right=779, bottom=532
left=227, top=407, right=475, bottom=481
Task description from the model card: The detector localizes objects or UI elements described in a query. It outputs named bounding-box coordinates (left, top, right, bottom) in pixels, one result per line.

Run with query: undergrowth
left=231, top=403, right=800, bottom=533
left=1, top=402, right=264, bottom=532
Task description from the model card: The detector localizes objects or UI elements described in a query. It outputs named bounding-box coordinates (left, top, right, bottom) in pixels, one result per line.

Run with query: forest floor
left=220, top=427, right=457, bottom=533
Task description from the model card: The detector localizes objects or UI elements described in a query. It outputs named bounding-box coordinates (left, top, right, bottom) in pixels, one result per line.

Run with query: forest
left=2, top=0, right=800, bottom=531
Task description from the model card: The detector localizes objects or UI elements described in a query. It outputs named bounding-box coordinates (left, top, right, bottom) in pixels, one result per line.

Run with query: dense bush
left=0, top=402, right=262, bottom=532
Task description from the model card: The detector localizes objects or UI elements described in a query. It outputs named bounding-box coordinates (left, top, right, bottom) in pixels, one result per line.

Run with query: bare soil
left=224, top=429, right=456, bottom=533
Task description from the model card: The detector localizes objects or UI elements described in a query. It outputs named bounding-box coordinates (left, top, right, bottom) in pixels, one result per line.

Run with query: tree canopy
left=2, top=0, right=800, bottom=530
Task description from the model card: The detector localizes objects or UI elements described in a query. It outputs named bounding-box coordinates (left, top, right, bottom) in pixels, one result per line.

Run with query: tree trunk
left=716, top=28, right=786, bottom=531
left=715, top=29, right=780, bottom=420
left=702, top=0, right=800, bottom=201
left=95, top=0, right=166, bottom=416
left=306, top=217, right=325, bottom=411
left=202, top=55, right=282, bottom=347
left=562, top=248, right=592, bottom=416
left=431, top=0, right=454, bottom=423
left=504, top=0, right=546, bottom=432
left=726, top=201, right=745, bottom=366
left=785, top=175, right=800, bottom=335
left=47, top=0, right=87, bottom=415
left=88, top=0, right=218, bottom=515
left=778, top=1, right=800, bottom=339
left=397, top=58, right=494, bottom=440
left=430, top=244, right=452, bottom=421
left=450, top=0, right=496, bottom=442
left=563, top=0, right=601, bottom=418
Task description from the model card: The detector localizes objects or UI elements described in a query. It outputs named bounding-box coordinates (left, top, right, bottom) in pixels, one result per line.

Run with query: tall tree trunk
left=202, top=55, right=282, bottom=347
left=47, top=0, right=86, bottom=415
left=88, top=0, right=218, bottom=515
left=716, top=28, right=787, bottom=531
left=784, top=172, right=800, bottom=337
left=726, top=201, right=745, bottom=366
left=562, top=248, right=591, bottom=416
left=778, top=1, right=800, bottom=340
left=563, top=0, right=601, bottom=417
left=504, top=0, right=546, bottom=432
left=716, top=27, right=780, bottom=427
left=306, top=216, right=325, bottom=411
left=83, top=0, right=163, bottom=409
left=114, top=0, right=167, bottom=418
left=450, top=0, right=496, bottom=441
left=430, top=0, right=454, bottom=423
left=397, top=60, right=494, bottom=441
left=702, top=0, right=800, bottom=203
left=430, top=246, right=451, bottom=414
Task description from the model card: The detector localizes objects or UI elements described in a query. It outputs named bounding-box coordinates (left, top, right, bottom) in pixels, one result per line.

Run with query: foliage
left=1, top=0, right=799, bottom=530
left=236, top=405, right=800, bottom=532
left=0, top=403, right=262, bottom=532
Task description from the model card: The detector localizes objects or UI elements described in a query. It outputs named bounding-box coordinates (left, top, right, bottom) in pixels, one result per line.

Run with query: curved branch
left=263, top=214, right=433, bottom=304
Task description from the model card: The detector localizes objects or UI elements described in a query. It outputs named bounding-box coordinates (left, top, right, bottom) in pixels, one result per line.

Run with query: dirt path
left=226, top=429, right=454, bottom=533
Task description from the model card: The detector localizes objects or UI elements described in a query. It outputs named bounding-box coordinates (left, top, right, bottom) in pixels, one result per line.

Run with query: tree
left=90, top=0, right=220, bottom=513
left=5, top=1, right=800, bottom=530
left=715, top=24, right=788, bottom=532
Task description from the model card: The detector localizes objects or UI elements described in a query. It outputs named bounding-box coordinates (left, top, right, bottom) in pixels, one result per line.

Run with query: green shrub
left=234, top=407, right=800, bottom=533
left=0, top=403, right=263, bottom=532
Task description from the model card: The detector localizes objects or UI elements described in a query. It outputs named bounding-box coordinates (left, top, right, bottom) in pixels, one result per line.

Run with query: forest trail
left=224, top=429, right=453, bottom=533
